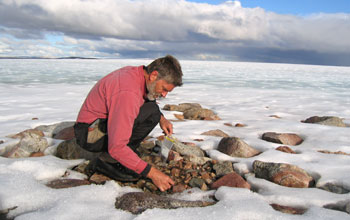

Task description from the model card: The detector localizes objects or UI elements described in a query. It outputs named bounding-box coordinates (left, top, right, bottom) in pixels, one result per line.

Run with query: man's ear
left=149, top=71, right=158, bottom=82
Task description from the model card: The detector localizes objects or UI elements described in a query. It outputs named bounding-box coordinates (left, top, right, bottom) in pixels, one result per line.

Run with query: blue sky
left=0, top=0, right=350, bottom=66
left=190, top=0, right=350, bottom=14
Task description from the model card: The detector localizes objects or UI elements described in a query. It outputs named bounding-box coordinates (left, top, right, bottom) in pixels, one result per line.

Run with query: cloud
left=0, top=0, right=349, bottom=65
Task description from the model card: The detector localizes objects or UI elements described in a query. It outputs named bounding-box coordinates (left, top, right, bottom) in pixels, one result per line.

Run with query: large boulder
left=163, top=103, right=202, bottom=112
left=217, top=137, right=260, bottom=158
left=262, top=132, right=303, bottom=146
left=302, top=116, right=346, bottom=127
left=3, top=129, right=48, bottom=158
left=170, top=139, right=205, bottom=158
left=183, top=108, right=220, bottom=120
left=53, top=126, right=75, bottom=140
left=115, top=192, right=215, bottom=214
left=35, top=121, right=75, bottom=137
left=210, top=172, right=251, bottom=190
left=163, top=103, right=220, bottom=120
left=253, top=160, right=314, bottom=188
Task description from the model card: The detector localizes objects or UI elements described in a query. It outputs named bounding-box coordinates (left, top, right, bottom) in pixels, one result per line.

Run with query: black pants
left=74, top=101, right=161, bottom=157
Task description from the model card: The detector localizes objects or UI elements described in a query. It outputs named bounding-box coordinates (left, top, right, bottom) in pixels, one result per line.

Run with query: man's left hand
left=159, top=115, right=173, bottom=136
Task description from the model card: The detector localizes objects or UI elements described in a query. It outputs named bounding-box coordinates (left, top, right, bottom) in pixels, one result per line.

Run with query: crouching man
left=74, top=55, right=183, bottom=191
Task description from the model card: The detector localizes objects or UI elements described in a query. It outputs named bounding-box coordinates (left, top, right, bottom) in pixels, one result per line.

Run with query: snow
left=0, top=59, right=350, bottom=219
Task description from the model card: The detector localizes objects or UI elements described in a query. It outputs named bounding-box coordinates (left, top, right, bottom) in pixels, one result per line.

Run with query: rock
left=302, top=116, right=346, bottom=127
left=324, top=201, right=350, bottom=214
left=0, top=206, right=17, bottom=220
left=172, top=184, right=187, bottom=193
left=30, top=152, right=45, bottom=157
left=167, top=150, right=183, bottom=162
left=89, top=173, right=112, bottom=184
left=270, top=204, right=307, bottom=215
left=173, top=114, right=185, bottom=120
left=171, top=139, right=205, bottom=158
left=193, top=139, right=204, bottom=142
left=0, top=140, right=4, bottom=144
left=201, top=129, right=229, bottom=138
left=262, top=132, right=303, bottom=146
left=3, top=129, right=48, bottom=158
left=7, top=129, right=44, bottom=139
left=35, top=121, right=75, bottom=137
left=253, top=160, right=314, bottom=188
left=318, top=183, right=350, bottom=194
left=185, top=155, right=212, bottom=165
left=189, top=178, right=207, bottom=189
left=183, top=108, right=220, bottom=120
left=163, top=103, right=202, bottom=112
left=53, top=126, right=75, bottom=140
left=139, top=140, right=155, bottom=150
left=235, top=123, right=246, bottom=127
left=269, top=115, right=281, bottom=119
left=55, top=138, right=100, bottom=160
left=210, top=172, right=251, bottom=190
left=217, top=137, right=260, bottom=158
left=213, top=161, right=234, bottom=177
left=46, top=179, right=91, bottom=189
left=115, top=192, right=215, bottom=214
left=318, top=150, right=350, bottom=156
left=276, top=146, right=296, bottom=154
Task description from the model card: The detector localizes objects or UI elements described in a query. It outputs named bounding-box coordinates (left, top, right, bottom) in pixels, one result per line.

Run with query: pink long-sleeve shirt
left=76, top=66, right=149, bottom=174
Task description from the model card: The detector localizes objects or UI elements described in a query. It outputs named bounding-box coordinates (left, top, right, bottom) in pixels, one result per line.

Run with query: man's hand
left=159, top=115, right=173, bottom=136
left=147, top=167, right=174, bottom=191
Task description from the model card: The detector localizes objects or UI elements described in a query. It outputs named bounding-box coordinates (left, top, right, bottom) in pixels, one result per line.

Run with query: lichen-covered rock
left=163, top=103, right=202, bottom=112
left=262, top=132, right=303, bottom=146
left=201, top=129, right=229, bottom=138
left=217, top=137, right=260, bottom=158
left=3, top=129, right=48, bottom=158
left=184, top=155, right=212, bottom=165
left=213, top=161, right=234, bottom=177
left=171, top=139, right=205, bottom=158
left=115, top=192, right=215, bottom=214
left=253, top=160, right=314, bottom=188
left=302, top=116, right=346, bottom=127
left=183, top=108, right=220, bottom=120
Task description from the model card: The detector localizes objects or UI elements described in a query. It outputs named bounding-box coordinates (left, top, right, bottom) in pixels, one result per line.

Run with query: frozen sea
left=0, top=59, right=350, bottom=219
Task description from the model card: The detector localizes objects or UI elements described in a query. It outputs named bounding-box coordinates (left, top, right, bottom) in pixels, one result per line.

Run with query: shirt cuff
left=140, top=164, right=152, bottom=177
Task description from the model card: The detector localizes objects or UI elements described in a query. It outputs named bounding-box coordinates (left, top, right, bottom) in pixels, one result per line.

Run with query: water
left=1, top=59, right=349, bottom=91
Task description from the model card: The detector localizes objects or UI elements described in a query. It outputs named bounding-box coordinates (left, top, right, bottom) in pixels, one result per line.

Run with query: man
left=74, top=55, right=183, bottom=191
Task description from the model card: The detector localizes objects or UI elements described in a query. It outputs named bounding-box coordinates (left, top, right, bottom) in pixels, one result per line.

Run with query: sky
left=0, top=0, right=350, bottom=66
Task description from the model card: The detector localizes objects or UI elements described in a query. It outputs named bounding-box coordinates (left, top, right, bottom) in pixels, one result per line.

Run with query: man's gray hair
left=145, top=55, right=183, bottom=87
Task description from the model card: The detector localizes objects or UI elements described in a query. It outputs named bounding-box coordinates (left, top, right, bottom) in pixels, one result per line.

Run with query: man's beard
left=146, top=81, right=160, bottom=101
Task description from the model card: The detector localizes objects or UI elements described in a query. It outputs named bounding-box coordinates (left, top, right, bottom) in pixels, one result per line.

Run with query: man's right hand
left=147, top=166, right=174, bottom=191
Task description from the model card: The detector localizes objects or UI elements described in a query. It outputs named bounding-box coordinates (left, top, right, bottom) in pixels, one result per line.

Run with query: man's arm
left=147, top=166, right=174, bottom=191
left=159, top=115, right=173, bottom=136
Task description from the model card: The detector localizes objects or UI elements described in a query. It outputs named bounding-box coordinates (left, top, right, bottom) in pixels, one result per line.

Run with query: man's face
left=146, top=79, right=175, bottom=101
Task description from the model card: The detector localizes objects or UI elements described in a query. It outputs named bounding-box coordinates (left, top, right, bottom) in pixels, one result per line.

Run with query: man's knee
left=137, top=101, right=161, bottom=125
